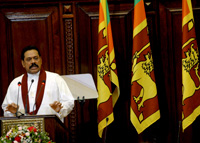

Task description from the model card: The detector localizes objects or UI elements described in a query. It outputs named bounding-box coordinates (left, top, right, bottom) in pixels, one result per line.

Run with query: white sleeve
left=56, top=75, right=74, bottom=118
left=2, top=80, right=18, bottom=117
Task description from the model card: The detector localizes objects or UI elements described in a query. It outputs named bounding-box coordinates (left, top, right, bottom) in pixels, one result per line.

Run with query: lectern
left=61, top=74, right=98, bottom=142
left=0, top=115, right=68, bottom=143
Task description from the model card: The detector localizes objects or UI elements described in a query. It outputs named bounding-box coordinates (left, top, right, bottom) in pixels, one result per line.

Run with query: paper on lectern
left=61, top=74, right=98, bottom=100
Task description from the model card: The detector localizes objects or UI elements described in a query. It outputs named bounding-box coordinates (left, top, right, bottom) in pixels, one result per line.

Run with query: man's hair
left=21, top=45, right=41, bottom=60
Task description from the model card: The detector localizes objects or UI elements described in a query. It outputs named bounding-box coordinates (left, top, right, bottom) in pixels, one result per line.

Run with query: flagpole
left=104, top=118, right=109, bottom=143
left=102, top=117, right=109, bottom=143
left=177, top=121, right=181, bottom=143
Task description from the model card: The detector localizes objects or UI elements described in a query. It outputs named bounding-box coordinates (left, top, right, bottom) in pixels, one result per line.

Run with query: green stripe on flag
left=106, top=1, right=110, bottom=25
left=134, top=0, right=141, bottom=6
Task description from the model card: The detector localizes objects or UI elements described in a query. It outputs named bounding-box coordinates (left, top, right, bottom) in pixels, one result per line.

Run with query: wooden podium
left=0, top=115, right=68, bottom=143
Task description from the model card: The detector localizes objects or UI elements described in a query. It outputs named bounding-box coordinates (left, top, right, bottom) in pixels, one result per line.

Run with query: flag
left=97, top=0, right=120, bottom=138
left=130, top=0, right=160, bottom=134
left=182, top=0, right=200, bottom=131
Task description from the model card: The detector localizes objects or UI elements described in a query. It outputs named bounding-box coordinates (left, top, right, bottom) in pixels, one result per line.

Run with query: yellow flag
left=130, top=0, right=160, bottom=134
left=182, top=0, right=200, bottom=131
left=97, top=0, right=120, bottom=138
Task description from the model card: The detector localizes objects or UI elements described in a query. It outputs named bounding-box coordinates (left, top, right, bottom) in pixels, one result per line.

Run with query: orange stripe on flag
left=182, top=0, right=190, bottom=19
left=99, top=3, right=104, bottom=24
left=133, top=0, right=146, bottom=29
left=107, top=22, right=114, bottom=53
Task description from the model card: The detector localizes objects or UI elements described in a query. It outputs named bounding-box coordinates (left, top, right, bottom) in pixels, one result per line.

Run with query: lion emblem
left=131, top=50, right=157, bottom=111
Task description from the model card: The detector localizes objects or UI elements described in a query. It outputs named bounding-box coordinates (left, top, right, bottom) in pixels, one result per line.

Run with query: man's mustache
left=29, top=63, right=39, bottom=69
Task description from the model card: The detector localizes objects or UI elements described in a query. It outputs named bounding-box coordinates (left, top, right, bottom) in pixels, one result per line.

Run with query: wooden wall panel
left=1, top=6, right=63, bottom=75
left=159, top=3, right=181, bottom=143
left=75, top=4, right=100, bottom=143
left=0, top=10, right=9, bottom=107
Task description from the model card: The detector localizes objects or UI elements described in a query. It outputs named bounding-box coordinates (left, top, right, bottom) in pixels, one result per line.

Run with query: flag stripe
left=134, top=0, right=141, bottom=6
left=130, top=107, right=160, bottom=133
left=133, top=0, right=146, bottom=29
left=182, top=0, right=194, bottom=26
left=133, top=19, right=147, bottom=38
left=99, top=3, right=104, bottom=25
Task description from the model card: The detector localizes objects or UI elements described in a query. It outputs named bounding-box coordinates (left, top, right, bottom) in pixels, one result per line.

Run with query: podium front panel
left=1, top=118, right=45, bottom=135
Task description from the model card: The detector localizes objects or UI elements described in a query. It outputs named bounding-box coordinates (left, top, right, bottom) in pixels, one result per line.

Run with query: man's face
left=21, top=49, right=42, bottom=74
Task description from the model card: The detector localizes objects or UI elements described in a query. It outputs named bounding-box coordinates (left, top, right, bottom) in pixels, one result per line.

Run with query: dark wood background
left=1, top=0, right=200, bottom=142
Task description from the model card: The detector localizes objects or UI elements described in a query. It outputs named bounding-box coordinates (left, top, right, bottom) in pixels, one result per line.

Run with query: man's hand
left=49, top=101, right=63, bottom=113
left=5, top=103, right=18, bottom=114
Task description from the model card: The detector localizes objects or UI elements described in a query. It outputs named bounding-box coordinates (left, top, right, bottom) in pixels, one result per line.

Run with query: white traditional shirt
left=2, top=71, right=74, bottom=122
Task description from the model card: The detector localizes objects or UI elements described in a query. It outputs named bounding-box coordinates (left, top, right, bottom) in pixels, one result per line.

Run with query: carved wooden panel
left=63, top=14, right=77, bottom=143
left=64, top=18, right=75, bottom=74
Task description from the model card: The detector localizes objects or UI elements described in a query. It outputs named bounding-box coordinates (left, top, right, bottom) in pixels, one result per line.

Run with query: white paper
left=61, top=74, right=98, bottom=100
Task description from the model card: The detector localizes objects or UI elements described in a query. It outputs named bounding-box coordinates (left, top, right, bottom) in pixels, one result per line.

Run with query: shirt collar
left=27, top=71, right=40, bottom=79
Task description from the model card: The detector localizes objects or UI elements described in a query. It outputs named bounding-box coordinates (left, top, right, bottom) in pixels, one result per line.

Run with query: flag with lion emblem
left=130, top=0, right=160, bottom=134
left=182, top=0, right=200, bottom=131
left=97, top=0, right=120, bottom=138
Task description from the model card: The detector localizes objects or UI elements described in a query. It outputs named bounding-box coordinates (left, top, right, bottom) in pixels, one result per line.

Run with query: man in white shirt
left=2, top=45, right=74, bottom=122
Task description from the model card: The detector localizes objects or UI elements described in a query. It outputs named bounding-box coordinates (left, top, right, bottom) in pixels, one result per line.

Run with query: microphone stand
left=32, top=80, right=45, bottom=115
left=77, top=96, right=85, bottom=142
left=78, top=96, right=85, bottom=123
left=16, top=82, right=21, bottom=118
left=25, top=79, right=34, bottom=115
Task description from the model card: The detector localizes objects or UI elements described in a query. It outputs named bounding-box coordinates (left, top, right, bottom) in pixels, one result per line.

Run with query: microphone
left=16, top=82, right=21, bottom=117
left=25, top=79, right=34, bottom=115
left=32, top=80, right=45, bottom=115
